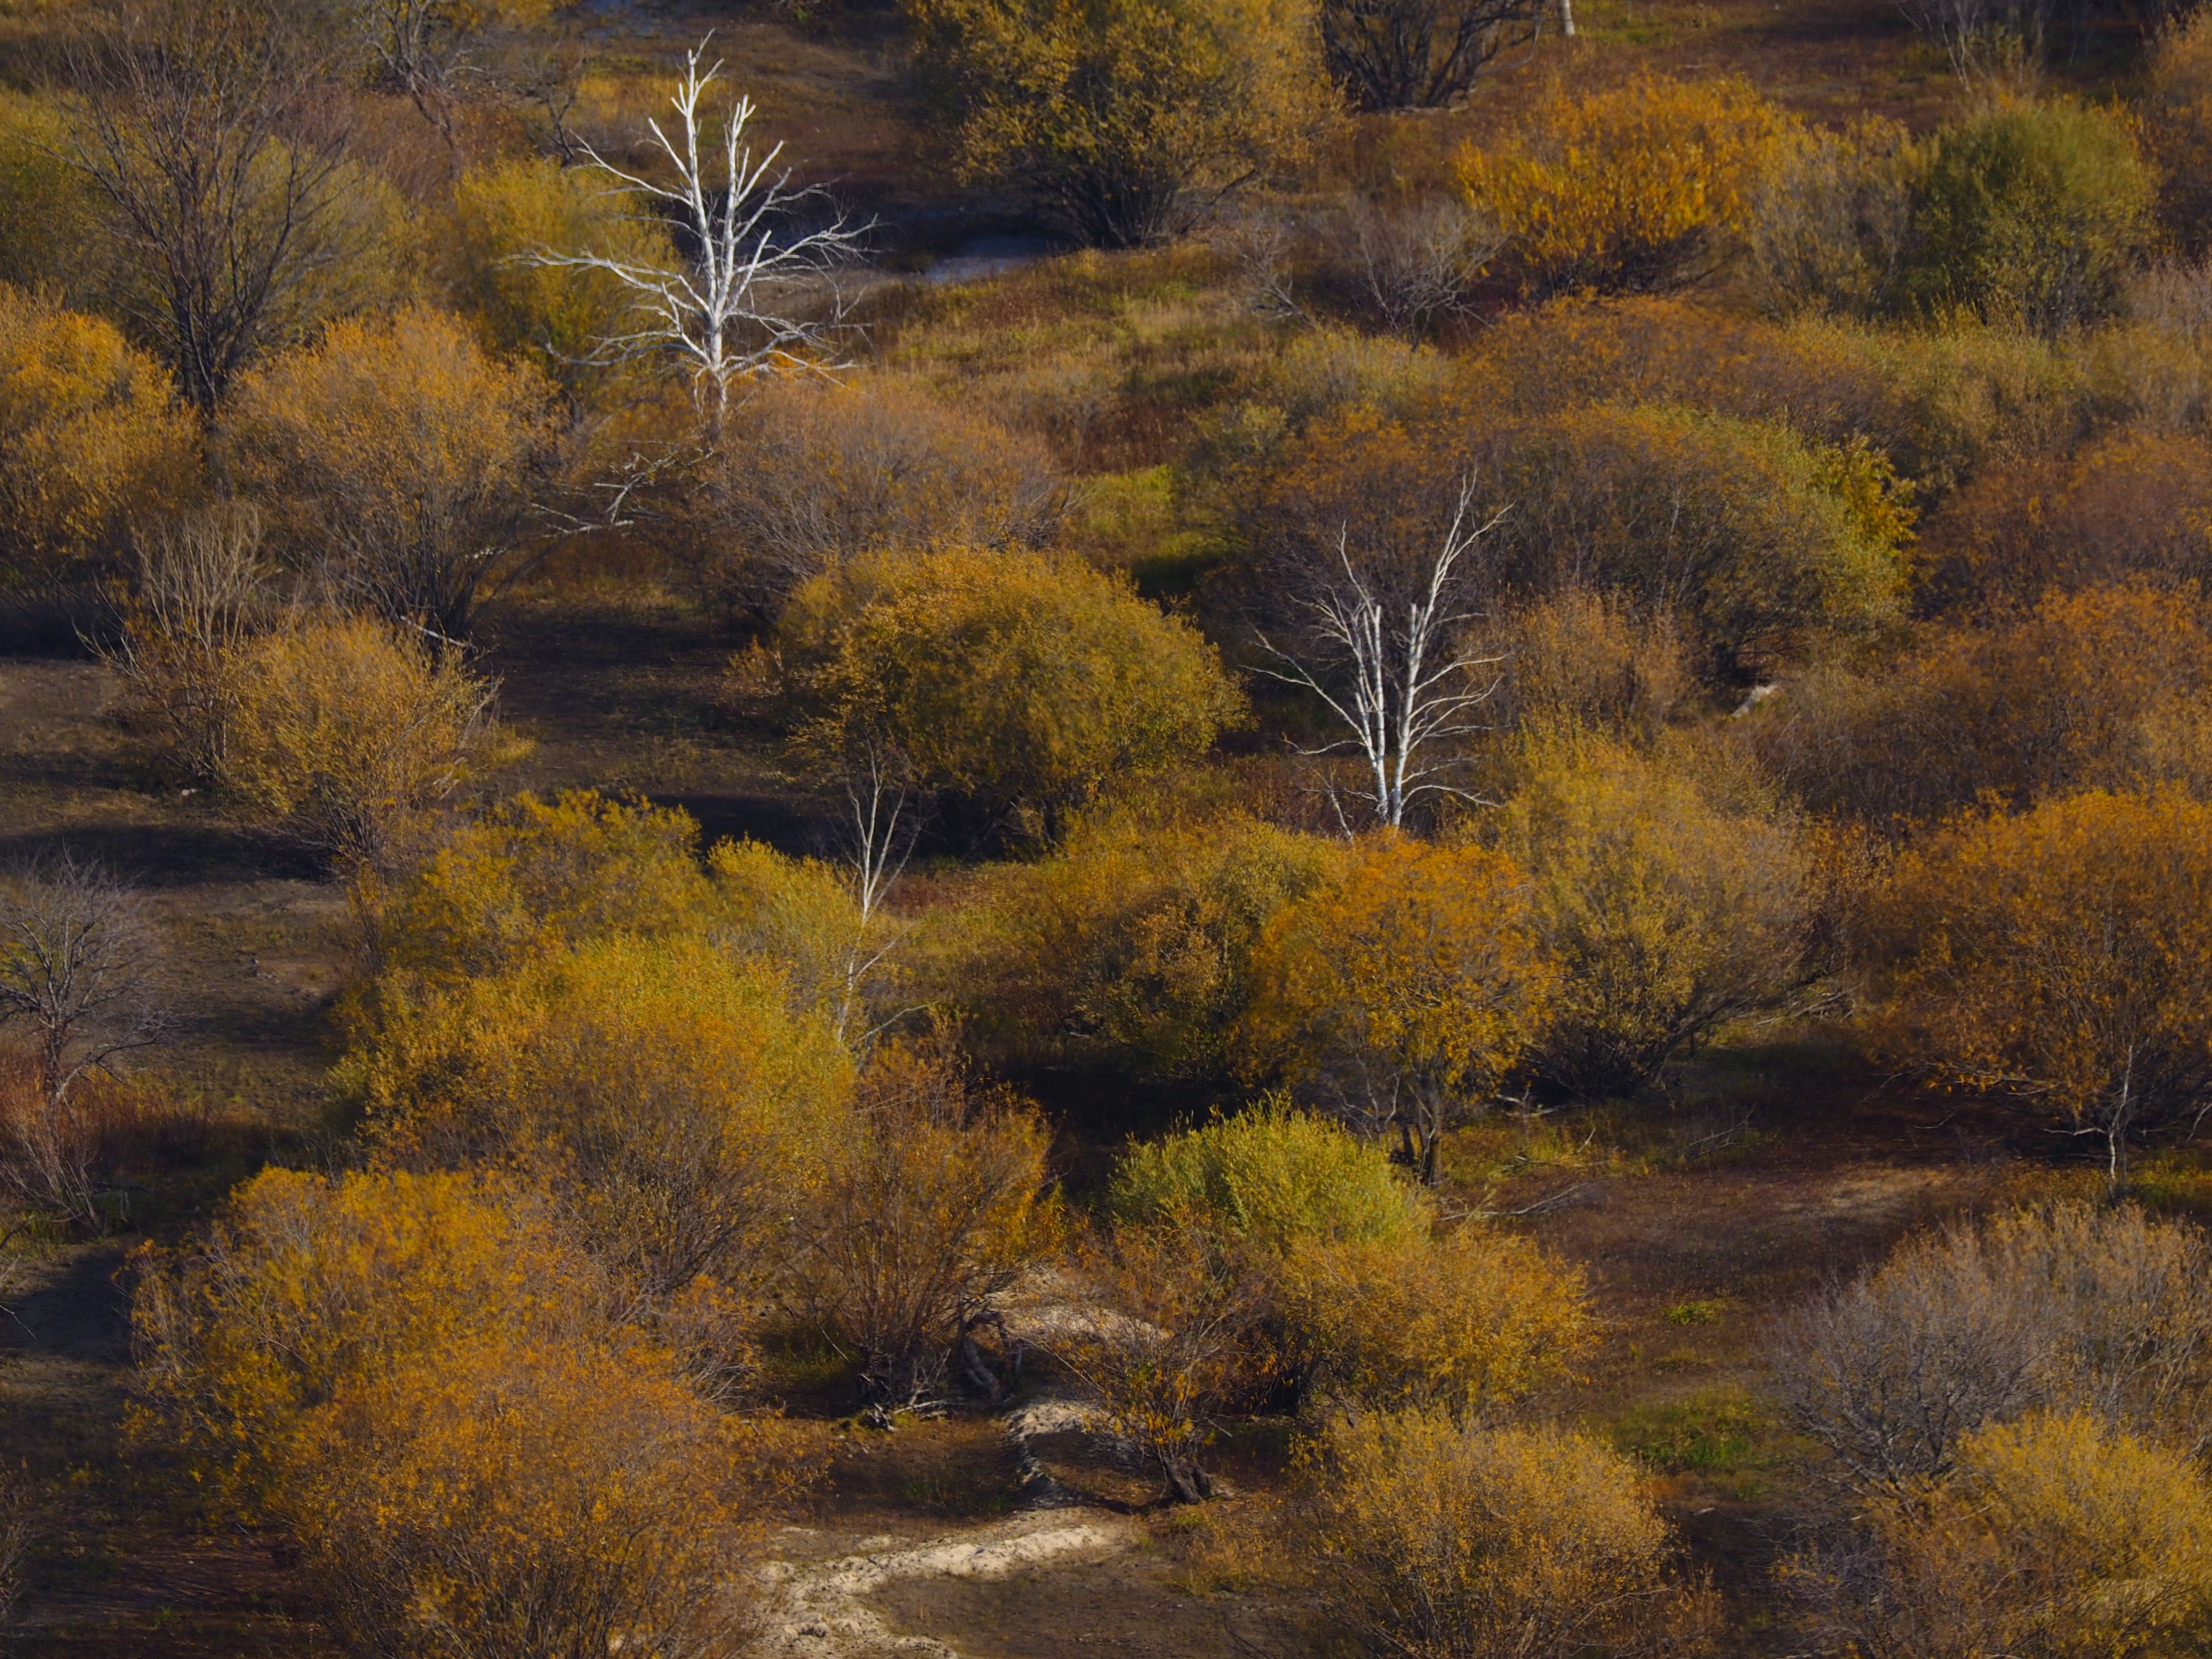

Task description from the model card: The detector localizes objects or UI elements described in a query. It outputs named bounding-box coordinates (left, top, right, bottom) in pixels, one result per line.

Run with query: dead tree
left=1257, top=481, right=1510, bottom=832
left=518, top=40, right=865, bottom=426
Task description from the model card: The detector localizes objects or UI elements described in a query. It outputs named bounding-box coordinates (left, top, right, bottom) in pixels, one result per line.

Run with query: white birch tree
left=1257, top=481, right=1510, bottom=831
left=519, top=41, right=864, bottom=423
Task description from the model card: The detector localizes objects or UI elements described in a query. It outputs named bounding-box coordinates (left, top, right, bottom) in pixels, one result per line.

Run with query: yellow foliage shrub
left=1241, top=835, right=1555, bottom=1183
left=1294, top=1410, right=1716, bottom=1659
left=364, top=790, right=712, bottom=985
left=1796, top=1412, right=2212, bottom=1659
left=0, top=93, right=104, bottom=304
left=1749, top=583, right=2212, bottom=828
left=221, top=613, right=507, bottom=866
left=347, top=931, right=854, bottom=1302
left=1107, top=1101, right=1425, bottom=1252
left=0, top=283, right=200, bottom=591
left=706, top=838, right=878, bottom=1034
left=441, top=155, right=674, bottom=401
left=226, top=306, right=552, bottom=637
left=1500, top=589, right=1695, bottom=744
left=1859, top=791, right=2212, bottom=1183
left=1457, top=76, right=1798, bottom=298
left=786, top=545, right=1247, bottom=842
left=1276, top=1223, right=1593, bottom=1418
left=908, top=0, right=1330, bottom=247
left=944, top=801, right=1338, bottom=1078
left=1494, top=732, right=1813, bottom=1101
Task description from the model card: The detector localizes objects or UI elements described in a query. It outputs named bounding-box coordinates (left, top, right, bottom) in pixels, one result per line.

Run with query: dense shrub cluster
left=12, top=7, right=2212, bottom=1657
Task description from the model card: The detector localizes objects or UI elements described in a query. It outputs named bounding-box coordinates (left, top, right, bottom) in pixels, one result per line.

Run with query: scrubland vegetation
left=8, top=0, right=2212, bottom=1652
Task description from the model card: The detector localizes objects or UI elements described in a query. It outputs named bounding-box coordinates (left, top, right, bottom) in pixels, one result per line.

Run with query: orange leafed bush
left=132, top=1167, right=608, bottom=1500
left=1921, top=428, right=2212, bottom=609
left=1241, top=834, right=1554, bottom=1183
left=1747, top=582, right=2212, bottom=828
left=226, top=306, right=553, bottom=637
left=1857, top=791, right=2212, bottom=1182
left=291, top=1334, right=770, bottom=1659
left=1456, top=76, right=1798, bottom=298
left=133, top=1167, right=780, bottom=1659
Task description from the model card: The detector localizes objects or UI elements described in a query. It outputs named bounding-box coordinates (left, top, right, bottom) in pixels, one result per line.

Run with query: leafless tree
left=518, top=41, right=866, bottom=426
left=0, top=854, right=168, bottom=1107
left=337, top=0, right=499, bottom=153
left=832, top=745, right=919, bottom=1049
left=1319, top=0, right=1546, bottom=109
left=1343, top=196, right=1503, bottom=334
left=67, top=0, right=355, bottom=413
left=100, top=505, right=273, bottom=784
left=1257, top=481, right=1510, bottom=831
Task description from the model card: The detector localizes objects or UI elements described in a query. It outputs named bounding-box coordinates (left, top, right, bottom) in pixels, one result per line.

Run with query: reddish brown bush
left=1921, top=428, right=2212, bottom=610
left=1746, top=582, right=2212, bottom=828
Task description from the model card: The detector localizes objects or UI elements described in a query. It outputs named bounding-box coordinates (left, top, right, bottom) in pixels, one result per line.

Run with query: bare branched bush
left=1334, top=197, right=1502, bottom=335
left=1769, top=1203, right=2212, bottom=1495
left=102, top=505, right=270, bottom=783
left=695, top=376, right=1064, bottom=620
left=0, top=853, right=165, bottom=1111
left=787, top=1033, right=1058, bottom=1406
left=1319, top=0, right=1543, bottom=109
left=1746, top=120, right=1922, bottom=319
left=1292, top=1410, right=1718, bottom=1659
left=0, top=1059, right=187, bottom=1236
left=1052, top=1212, right=1278, bottom=1502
